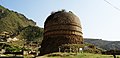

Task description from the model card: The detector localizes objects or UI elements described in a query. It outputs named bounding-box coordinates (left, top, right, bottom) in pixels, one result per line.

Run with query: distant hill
left=84, top=38, right=120, bottom=50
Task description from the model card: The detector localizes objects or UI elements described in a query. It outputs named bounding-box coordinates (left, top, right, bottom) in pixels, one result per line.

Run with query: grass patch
left=36, top=52, right=120, bottom=58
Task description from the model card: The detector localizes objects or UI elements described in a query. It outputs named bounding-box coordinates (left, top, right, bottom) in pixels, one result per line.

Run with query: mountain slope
left=0, top=5, right=36, bottom=34
left=84, top=38, right=120, bottom=50
left=0, top=5, right=42, bottom=43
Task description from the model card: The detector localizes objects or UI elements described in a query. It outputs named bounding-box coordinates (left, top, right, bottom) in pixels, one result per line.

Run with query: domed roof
left=44, top=11, right=81, bottom=28
left=40, top=10, right=83, bottom=55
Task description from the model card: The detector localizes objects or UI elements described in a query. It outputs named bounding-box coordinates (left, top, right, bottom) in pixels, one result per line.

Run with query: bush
left=5, top=46, right=22, bottom=52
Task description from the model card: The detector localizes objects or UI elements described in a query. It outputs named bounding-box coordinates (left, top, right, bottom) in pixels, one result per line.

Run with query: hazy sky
left=1, top=0, right=120, bottom=41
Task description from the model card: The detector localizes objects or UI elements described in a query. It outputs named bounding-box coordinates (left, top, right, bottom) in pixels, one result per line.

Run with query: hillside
left=0, top=5, right=36, bottom=34
left=84, top=38, right=120, bottom=50
left=0, top=5, right=43, bottom=53
left=0, top=5, right=43, bottom=43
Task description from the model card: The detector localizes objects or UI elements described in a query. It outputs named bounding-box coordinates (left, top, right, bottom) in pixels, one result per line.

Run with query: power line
left=104, top=0, right=120, bottom=11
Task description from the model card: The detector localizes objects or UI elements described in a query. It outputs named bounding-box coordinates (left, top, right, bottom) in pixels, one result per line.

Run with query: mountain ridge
left=84, top=38, right=120, bottom=50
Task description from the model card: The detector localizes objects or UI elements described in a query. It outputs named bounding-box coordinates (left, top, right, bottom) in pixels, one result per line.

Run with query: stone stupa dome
left=40, top=10, right=83, bottom=55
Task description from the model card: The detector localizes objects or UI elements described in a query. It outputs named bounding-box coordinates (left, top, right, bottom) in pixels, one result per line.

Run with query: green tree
left=19, top=25, right=43, bottom=41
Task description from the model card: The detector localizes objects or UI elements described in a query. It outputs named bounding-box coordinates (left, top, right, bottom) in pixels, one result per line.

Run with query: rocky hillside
left=0, top=5, right=43, bottom=42
left=0, top=5, right=36, bottom=34
left=84, top=38, right=120, bottom=50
